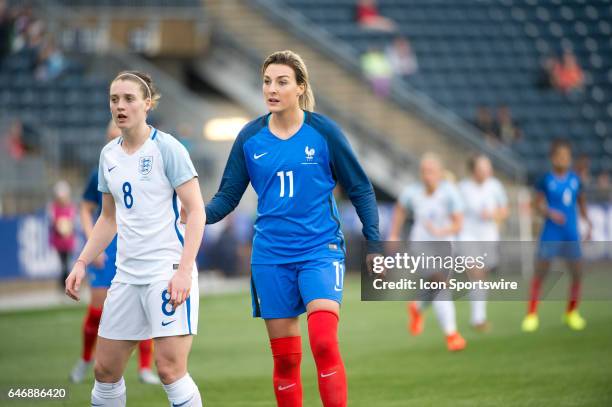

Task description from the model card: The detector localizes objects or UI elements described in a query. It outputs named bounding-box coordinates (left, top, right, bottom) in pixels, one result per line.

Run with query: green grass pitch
left=0, top=276, right=610, bottom=406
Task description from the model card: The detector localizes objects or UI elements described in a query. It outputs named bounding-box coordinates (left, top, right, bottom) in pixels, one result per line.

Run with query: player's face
left=551, top=146, right=572, bottom=172
left=109, top=80, right=150, bottom=131
left=420, top=159, right=442, bottom=189
left=262, top=64, right=304, bottom=113
left=474, top=158, right=492, bottom=182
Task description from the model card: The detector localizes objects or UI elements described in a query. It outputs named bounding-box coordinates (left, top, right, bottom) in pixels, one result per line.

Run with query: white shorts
left=98, top=273, right=199, bottom=340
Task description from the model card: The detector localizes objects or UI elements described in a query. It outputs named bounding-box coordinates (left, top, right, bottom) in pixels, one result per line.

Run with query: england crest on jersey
left=139, top=156, right=153, bottom=175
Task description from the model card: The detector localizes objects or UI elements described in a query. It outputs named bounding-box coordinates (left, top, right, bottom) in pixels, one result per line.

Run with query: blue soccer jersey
left=536, top=170, right=582, bottom=241
left=205, top=112, right=380, bottom=264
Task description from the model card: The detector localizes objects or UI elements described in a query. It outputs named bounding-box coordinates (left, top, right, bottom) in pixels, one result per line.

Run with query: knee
left=310, top=334, right=336, bottom=359
left=94, top=360, right=121, bottom=383
left=155, top=356, right=184, bottom=384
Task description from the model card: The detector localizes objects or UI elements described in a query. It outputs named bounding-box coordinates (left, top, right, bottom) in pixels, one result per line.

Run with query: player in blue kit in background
left=69, top=121, right=160, bottom=385
left=522, top=139, right=592, bottom=332
left=205, top=50, right=380, bottom=407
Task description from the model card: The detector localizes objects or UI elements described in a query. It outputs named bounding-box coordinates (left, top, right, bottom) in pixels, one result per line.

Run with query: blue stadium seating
left=280, top=0, right=612, bottom=177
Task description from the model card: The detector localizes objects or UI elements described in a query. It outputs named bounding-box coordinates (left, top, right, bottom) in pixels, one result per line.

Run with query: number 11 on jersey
left=277, top=171, right=294, bottom=198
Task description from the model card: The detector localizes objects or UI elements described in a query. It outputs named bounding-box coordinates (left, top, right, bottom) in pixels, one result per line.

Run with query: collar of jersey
left=265, top=111, right=307, bottom=142
left=117, top=126, right=157, bottom=156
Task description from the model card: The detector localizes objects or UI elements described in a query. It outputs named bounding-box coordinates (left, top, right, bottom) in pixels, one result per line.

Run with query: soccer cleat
left=446, top=332, right=466, bottom=352
left=138, top=369, right=161, bottom=385
left=471, top=321, right=491, bottom=333
left=408, top=302, right=424, bottom=336
left=521, top=313, right=539, bottom=332
left=69, top=359, right=93, bottom=383
left=563, top=310, right=586, bottom=331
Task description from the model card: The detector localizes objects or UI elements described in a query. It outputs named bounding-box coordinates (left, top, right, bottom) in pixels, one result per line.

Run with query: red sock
left=528, top=277, right=542, bottom=315
left=82, top=306, right=103, bottom=362
left=567, top=280, right=581, bottom=312
left=308, top=310, right=347, bottom=407
left=270, top=336, right=302, bottom=407
left=138, top=339, right=154, bottom=370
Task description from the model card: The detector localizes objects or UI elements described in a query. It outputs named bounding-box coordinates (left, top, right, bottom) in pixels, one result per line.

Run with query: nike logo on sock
left=277, top=383, right=296, bottom=391
left=320, top=371, right=337, bottom=378
left=172, top=396, right=193, bottom=407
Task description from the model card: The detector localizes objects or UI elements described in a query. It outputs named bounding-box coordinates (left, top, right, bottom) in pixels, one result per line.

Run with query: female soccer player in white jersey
left=458, top=155, right=509, bottom=331
left=389, top=153, right=466, bottom=351
left=65, top=71, right=205, bottom=407
left=205, top=50, right=380, bottom=407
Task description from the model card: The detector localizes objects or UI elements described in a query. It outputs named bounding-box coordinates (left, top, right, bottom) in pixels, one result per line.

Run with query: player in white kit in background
left=65, top=71, right=205, bottom=407
left=458, top=155, right=509, bottom=332
left=389, top=153, right=467, bottom=352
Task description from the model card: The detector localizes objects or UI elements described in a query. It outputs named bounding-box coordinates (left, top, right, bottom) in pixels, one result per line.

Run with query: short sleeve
left=398, top=186, right=414, bottom=210
left=157, top=134, right=198, bottom=189
left=98, top=150, right=110, bottom=193
left=83, top=169, right=99, bottom=203
left=446, top=183, right=464, bottom=214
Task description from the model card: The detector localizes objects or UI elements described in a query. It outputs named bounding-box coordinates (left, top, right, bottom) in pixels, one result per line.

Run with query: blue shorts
left=250, top=258, right=345, bottom=319
left=538, top=224, right=582, bottom=260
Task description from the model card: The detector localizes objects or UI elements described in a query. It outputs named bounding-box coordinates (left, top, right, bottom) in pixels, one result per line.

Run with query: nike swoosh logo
left=253, top=152, right=268, bottom=159
left=320, top=371, right=337, bottom=378
left=108, top=166, right=117, bottom=172
left=161, top=319, right=176, bottom=326
left=172, top=396, right=193, bottom=407
left=277, top=383, right=296, bottom=391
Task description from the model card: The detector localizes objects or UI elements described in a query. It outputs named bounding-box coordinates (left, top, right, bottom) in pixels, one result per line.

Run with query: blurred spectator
left=474, top=106, right=497, bottom=143
left=596, top=172, right=609, bottom=190
left=574, top=154, right=592, bottom=186
left=5, top=120, right=26, bottom=160
left=35, top=39, right=66, bottom=81
left=495, top=105, right=522, bottom=144
left=48, top=180, right=76, bottom=289
left=550, top=50, right=584, bottom=94
left=356, top=0, right=396, bottom=32
left=385, top=36, right=418, bottom=77
left=361, top=47, right=392, bottom=98
left=537, top=57, right=555, bottom=90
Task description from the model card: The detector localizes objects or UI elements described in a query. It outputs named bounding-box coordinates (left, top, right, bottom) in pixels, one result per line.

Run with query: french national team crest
left=139, top=156, right=153, bottom=175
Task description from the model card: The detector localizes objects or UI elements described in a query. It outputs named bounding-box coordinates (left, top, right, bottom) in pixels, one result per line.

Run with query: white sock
left=91, top=378, right=126, bottom=407
left=432, top=291, right=457, bottom=335
left=469, top=288, right=487, bottom=325
left=162, top=373, right=202, bottom=407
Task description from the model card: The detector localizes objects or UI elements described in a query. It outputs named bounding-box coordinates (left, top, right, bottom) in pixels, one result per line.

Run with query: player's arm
left=169, top=178, right=205, bottom=307
left=388, top=203, right=406, bottom=241
left=205, top=132, right=250, bottom=224
left=66, top=193, right=117, bottom=301
left=79, top=201, right=97, bottom=239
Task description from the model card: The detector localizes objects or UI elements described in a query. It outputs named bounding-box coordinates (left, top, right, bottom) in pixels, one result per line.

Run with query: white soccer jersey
left=399, top=181, right=463, bottom=242
left=98, top=127, right=198, bottom=284
left=458, top=177, right=507, bottom=242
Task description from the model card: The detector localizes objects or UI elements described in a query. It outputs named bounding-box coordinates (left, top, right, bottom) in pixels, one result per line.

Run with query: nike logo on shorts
left=277, top=383, right=296, bottom=391
left=253, top=152, right=268, bottom=159
left=320, top=371, right=337, bottom=378
left=108, top=166, right=117, bottom=172
left=161, top=319, right=176, bottom=326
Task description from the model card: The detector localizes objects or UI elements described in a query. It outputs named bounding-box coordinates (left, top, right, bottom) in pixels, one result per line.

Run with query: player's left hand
left=168, top=269, right=192, bottom=308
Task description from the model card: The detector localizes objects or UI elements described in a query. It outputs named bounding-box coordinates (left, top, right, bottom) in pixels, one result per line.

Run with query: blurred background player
left=458, top=155, right=509, bottom=332
left=522, top=140, right=591, bottom=332
left=69, top=120, right=159, bottom=385
left=48, top=180, right=76, bottom=290
left=65, top=71, right=205, bottom=407
left=205, top=50, right=380, bottom=407
left=389, top=153, right=466, bottom=351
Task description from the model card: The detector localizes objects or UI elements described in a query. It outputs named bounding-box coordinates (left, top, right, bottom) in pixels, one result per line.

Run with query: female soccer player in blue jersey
left=522, top=139, right=591, bottom=332
left=65, top=71, right=205, bottom=407
left=205, top=50, right=380, bottom=407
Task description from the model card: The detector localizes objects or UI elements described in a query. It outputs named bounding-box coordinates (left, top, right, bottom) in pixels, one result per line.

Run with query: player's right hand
left=65, top=262, right=86, bottom=301
left=548, top=209, right=566, bottom=225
